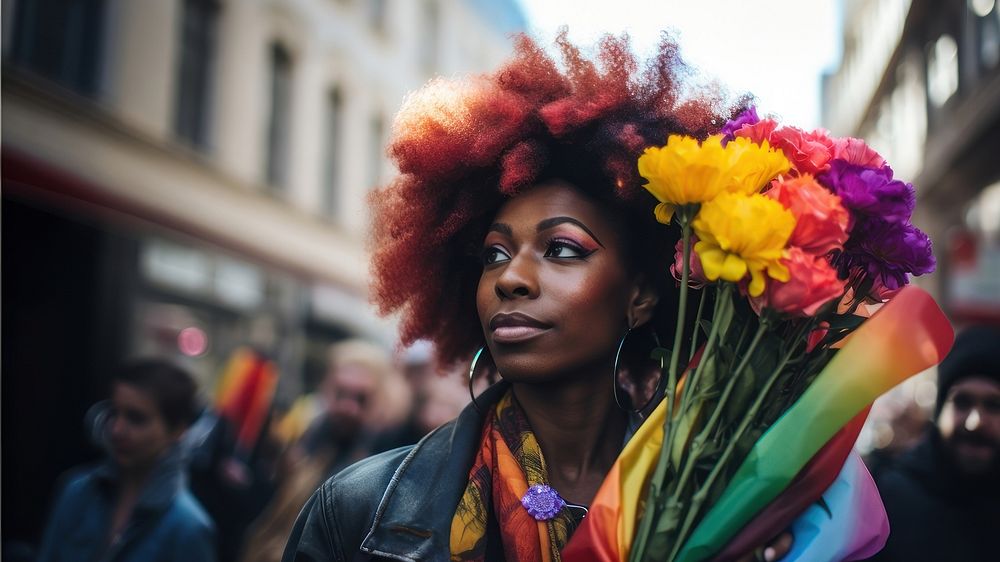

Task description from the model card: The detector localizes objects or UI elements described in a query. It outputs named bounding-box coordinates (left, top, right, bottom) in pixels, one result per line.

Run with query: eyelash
left=480, top=238, right=595, bottom=266
left=544, top=237, right=594, bottom=259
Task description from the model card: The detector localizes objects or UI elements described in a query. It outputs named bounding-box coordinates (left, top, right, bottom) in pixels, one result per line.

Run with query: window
left=11, top=0, right=107, bottom=96
left=927, top=34, right=959, bottom=107
left=368, top=113, right=384, bottom=189
left=322, top=88, right=344, bottom=218
left=266, top=44, right=293, bottom=191
left=420, top=0, right=440, bottom=75
left=174, top=0, right=220, bottom=149
left=971, top=0, right=1000, bottom=70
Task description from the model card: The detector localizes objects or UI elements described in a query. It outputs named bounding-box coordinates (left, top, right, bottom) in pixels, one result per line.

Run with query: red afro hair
left=371, top=31, right=747, bottom=365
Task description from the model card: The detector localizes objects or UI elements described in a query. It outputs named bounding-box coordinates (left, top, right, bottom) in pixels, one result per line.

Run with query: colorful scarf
left=450, top=390, right=576, bottom=562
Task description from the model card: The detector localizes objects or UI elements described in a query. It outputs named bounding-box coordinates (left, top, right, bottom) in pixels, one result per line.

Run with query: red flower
left=767, top=175, right=850, bottom=255
left=751, top=247, right=846, bottom=317
left=734, top=118, right=779, bottom=146
left=670, top=237, right=707, bottom=288
left=771, top=126, right=835, bottom=176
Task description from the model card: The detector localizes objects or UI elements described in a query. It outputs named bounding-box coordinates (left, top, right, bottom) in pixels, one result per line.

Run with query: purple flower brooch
left=520, top=483, right=566, bottom=521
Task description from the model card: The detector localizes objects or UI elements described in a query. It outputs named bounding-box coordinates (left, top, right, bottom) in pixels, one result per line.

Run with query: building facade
left=823, top=0, right=1000, bottom=451
left=1, top=0, right=524, bottom=546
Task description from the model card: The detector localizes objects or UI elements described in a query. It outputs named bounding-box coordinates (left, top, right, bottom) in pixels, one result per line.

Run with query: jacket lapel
left=360, top=382, right=509, bottom=561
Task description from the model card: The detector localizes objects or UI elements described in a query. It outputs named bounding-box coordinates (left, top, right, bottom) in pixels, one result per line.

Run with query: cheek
left=938, top=406, right=959, bottom=439
left=476, top=274, right=495, bottom=329
left=550, top=268, right=631, bottom=325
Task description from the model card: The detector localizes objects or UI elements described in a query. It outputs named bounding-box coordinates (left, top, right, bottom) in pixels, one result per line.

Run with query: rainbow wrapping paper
left=562, top=285, right=953, bottom=562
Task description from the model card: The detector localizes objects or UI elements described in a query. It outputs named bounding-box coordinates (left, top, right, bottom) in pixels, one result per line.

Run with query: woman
left=283, top=33, right=790, bottom=561
left=38, top=359, right=216, bottom=562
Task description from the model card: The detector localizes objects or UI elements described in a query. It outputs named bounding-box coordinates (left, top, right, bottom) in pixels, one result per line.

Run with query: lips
left=489, top=312, right=552, bottom=343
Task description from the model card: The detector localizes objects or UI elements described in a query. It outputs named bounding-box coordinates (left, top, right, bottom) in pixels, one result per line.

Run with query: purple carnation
left=720, top=106, right=760, bottom=145
left=818, top=160, right=915, bottom=225
left=836, top=219, right=936, bottom=290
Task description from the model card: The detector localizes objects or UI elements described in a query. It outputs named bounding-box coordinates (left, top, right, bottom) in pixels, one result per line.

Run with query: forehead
left=948, top=377, right=1000, bottom=398
left=330, top=364, right=376, bottom=389
left=112, top=382, right=159, bottom=412
left=493, top=181, right=615, bottom=233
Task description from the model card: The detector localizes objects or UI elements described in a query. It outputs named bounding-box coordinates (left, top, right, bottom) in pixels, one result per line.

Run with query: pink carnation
left=831, top=137, right=885, bottom=168
left=670, top=237, right=707, bottom=288
left=771, top=126, right=835, bottom=176
left=767, top=175, right=850, bottom=255
left=734, top=118, right=779, bottom=145
left=751, top=247, right=846, bottom=317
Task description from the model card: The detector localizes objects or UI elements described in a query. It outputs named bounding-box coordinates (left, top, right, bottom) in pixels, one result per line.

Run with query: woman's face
left=108, top=382, right=181, bottom=471
left=477, top=181, right=648, bottom=383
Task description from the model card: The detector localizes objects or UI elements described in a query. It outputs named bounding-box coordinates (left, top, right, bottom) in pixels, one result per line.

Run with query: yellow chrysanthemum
left=691, top=192, right=796, bottom=297
left=637, top=134, right=791, bottom=223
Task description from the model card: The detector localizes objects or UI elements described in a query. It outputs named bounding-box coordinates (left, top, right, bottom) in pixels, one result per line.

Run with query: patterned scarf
left=450, top=390, right=577, bottom=562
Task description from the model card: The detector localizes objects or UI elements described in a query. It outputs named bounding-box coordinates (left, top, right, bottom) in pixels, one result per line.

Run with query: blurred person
left=291, top=339, right=389, bottom=476
left=239, top=339, right=389, bottom=562
left=371, top=362, right=473, bottom=454
left=869, top=325, right=1000, bottom=561
left=188, top=348, right=282, bottom=562
left=37, top=359, right=216, bottom=562
left=864, top=401, right=931, bottom=480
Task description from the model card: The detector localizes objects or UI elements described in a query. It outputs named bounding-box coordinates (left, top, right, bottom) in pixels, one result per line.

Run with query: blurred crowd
left=15, top=324, right=1000, bottom=562
left=24, top=338, right=481, bottom=562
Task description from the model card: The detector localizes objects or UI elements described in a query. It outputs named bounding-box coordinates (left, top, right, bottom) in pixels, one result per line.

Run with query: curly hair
left=371, top=31, right=746, bottom=365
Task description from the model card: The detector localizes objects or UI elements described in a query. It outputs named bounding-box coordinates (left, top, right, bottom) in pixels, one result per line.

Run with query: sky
left=517, top=0, right=842, bottom=130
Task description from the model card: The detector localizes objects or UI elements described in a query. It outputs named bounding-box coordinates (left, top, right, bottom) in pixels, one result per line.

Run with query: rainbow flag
left=562, top=285, right=953, bottom=561
left=216, top=347, right=279, bottom=456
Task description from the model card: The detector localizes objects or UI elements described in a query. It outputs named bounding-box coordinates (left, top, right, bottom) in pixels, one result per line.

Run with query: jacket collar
left=93, top=444, right=187, bottom=513
left=360, top=381, right=509, bottom=561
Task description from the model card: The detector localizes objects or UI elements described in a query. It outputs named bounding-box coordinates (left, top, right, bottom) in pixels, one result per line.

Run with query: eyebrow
left=488, top=217, right=606, bottom=248
left=537, top=216, right=605, bottom=248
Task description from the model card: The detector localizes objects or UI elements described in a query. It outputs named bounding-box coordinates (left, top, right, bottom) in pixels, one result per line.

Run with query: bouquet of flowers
left=562, top=108, right=954, bottom=562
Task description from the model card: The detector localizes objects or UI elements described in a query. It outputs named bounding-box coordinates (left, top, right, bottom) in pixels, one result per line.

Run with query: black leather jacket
left=282, top=382, right=509, bottom=562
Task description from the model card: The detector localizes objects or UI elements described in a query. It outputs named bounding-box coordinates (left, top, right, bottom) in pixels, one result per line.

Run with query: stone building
left=1, top=0, right=524, bottom=546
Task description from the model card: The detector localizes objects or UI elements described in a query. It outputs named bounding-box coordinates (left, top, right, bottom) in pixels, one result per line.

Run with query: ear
left=626, top=276, right=660, bottom=329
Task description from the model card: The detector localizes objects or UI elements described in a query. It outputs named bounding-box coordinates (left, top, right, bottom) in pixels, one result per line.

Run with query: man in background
left=870, top=325, right=1000, bottom=561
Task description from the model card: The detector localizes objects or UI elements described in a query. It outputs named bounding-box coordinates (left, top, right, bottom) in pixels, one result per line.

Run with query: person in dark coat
left=37, top=359, right=216, bottom=562
left=869, top=325, right=1000, bottom=561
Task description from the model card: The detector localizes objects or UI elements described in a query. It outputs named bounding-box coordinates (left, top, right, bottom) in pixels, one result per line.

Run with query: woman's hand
left=735, top=531, right=793, bottom=562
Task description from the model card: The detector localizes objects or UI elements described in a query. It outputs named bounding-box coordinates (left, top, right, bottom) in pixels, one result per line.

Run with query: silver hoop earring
left=469, top=346, right=487, bottom=413
left=612, top=328, right=633, bottom=411
left=612, top=324, right=665, bottom=416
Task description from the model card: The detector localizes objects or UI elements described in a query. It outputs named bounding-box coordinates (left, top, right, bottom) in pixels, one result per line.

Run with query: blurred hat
left=936, top=325, right=1000, bottom=417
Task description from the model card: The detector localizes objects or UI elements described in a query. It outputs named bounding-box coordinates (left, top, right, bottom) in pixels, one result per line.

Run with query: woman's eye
left=545, top=240, right=589, bottom=259
left=481, top=246, right=510, bottom=265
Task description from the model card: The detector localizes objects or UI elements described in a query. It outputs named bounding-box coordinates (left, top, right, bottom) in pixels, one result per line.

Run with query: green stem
left=666, top=322, right=810, bottom=561
left=665, top=320, right=768, bottom=509
left=677, top=283, right=731, bottom=420
left=688, top=288, right=708, bottom=363
left=667, top=221, right=692, bottom=392
left=631, top=220, right=693, bottom=562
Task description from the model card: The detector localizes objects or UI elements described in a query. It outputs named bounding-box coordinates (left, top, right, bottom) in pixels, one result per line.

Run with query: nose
left=109, top=415, right=127, bottom=439
left=494, top=252, right=538, bottom=300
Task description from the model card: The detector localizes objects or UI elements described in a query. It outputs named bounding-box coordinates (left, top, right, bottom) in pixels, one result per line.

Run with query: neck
left=511, top=373, right=627, bottom=505
left=118, top=463, right=155, bottom=492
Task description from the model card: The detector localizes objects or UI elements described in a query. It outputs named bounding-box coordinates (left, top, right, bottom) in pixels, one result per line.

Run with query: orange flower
left=751, top=247, right=845, bottom=317
left=766, top=175, right=850, bottom=255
